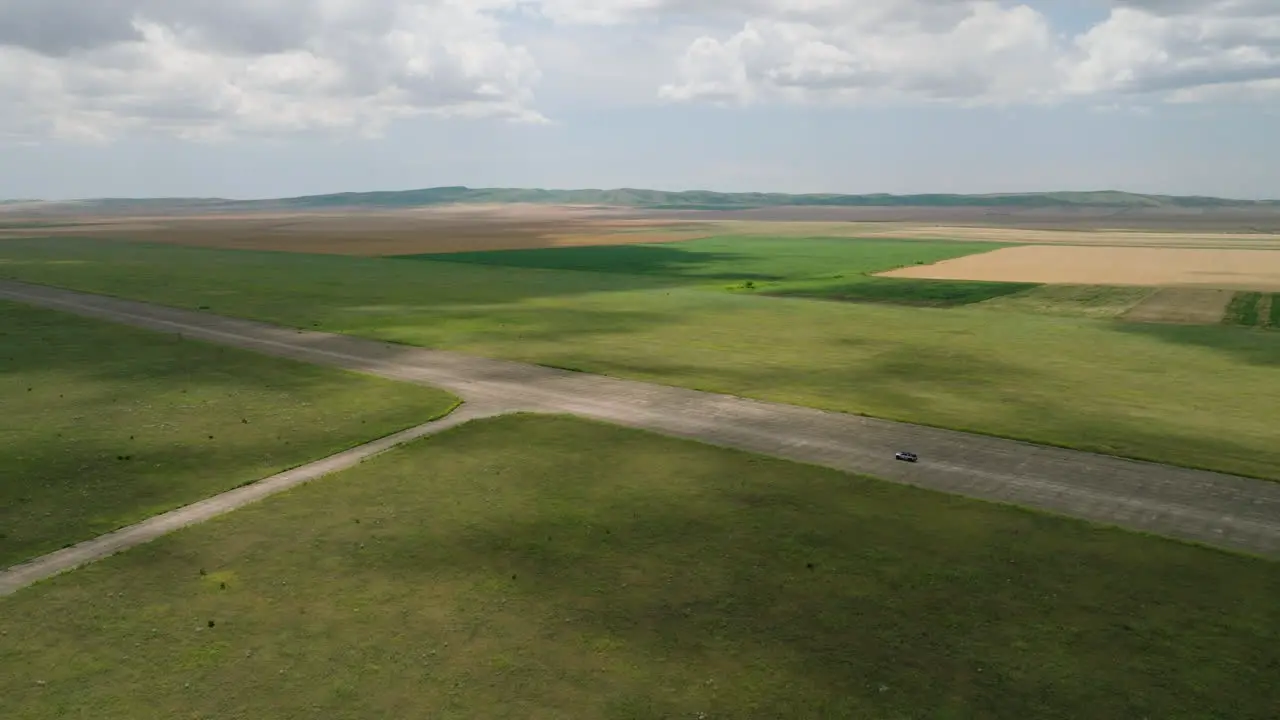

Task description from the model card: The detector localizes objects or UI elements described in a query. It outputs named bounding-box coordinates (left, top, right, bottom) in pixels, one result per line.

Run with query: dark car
left=894, top=451, right=918, bottom=463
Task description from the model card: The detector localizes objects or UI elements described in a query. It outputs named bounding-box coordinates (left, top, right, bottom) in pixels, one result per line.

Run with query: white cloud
left=655, top=2, right=1061, bottom=106
left=0, top=0, right=544, bottom=142
left=1066, top=2, right=1280, bottom=97
left=637, top=0, right=1280, bottom=107
left=533, top=0, right=671, bottom=26
left=2, top=0, right=1279, bottom=144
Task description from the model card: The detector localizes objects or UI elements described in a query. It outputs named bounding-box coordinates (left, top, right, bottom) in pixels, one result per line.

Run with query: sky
left=1, top=0, right=1278, bottom=200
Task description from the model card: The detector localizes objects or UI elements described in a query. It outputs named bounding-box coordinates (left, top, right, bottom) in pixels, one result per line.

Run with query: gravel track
left=0, top=403, right=503, bottom=596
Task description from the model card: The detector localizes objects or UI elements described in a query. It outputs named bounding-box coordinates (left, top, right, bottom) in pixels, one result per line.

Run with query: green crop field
left=2, top=416, right=1276, bottom=719
left=412, top=236, right=1036, bottom=306
left=1225, top=292, right=1263, bottom=327
left=413, top=236, right=999, bottom=281
left=3, top=237, right=1279, bottom=479
left=0, top=300, right=456, bottom=567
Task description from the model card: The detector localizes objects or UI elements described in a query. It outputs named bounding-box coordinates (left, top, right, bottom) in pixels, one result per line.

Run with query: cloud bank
left=0, top=0, right=1277, bottom=141
left=646, top=0, right=1280, bottom=105
left=0, top=0, right=543, bottom=141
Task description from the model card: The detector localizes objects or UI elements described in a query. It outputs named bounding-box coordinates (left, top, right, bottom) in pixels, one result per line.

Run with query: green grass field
left=2, top=416, right=1276, bottom=719
left=1271, top=294, right=1280, bottom=327
left=0, top=300, right=456, bottom=567
left=414, top=236, right=1000, bottom=281
left=413, top=236, right=1036, bottom=306
left=3, top=237, right=1279, bottom=479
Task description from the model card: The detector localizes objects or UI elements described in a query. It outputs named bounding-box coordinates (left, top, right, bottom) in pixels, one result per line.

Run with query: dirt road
left=0, top=404, right=503, bottom=596
left=3, top=279, right=1278, bottom=560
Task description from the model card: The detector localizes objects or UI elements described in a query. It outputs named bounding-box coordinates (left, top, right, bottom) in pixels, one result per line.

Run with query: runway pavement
left=3, top=279, right=1278, bottom=560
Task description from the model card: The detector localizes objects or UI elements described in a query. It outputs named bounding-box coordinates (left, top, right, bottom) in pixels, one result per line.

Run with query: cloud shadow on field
left=333, top=417, right=1278, bottom=719
left=0, top=432, right=334, bottom=568
left=527, top=344, right=1280, bottom=480
left=0, top=299, right=407, bottom=398
left=8, top=417, right=1277, bottom=719
left=333, top=303, right=680, bottom=350
left=770, top=278, right=1040, bottom=308
left=0, top=300, right=457, bottom=567
left=0, top=237, right=688, bottom=316
left=1111, top=321, right=1280, bottom=367
left=400, top=243, right=786, bottom=282
left=16, top=413, right=1262, bottom=719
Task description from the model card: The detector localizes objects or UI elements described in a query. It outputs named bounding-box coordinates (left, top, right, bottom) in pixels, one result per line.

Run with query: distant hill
left=261, top=187, right=1280, bottom=211
left=6, top=187, right=1280, bottom=214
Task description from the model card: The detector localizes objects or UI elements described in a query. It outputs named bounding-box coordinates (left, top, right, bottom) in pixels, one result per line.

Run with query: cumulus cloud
left=642, top=0, right=1280, bottom=106
left=3, top=0, right=1279, bottom=143
left=1065, top=1, right=1280, bottom=97
left=657, top=2, right=1060, bottom=106
left=0, top=0, right=544, bottom=142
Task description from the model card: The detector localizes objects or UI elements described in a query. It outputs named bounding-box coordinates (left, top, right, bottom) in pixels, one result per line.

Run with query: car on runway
left=894, top=451, right=918, bottom=463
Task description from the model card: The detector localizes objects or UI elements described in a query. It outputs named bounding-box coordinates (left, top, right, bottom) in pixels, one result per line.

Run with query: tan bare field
left=1122, top=289, right=1238, bottom=324
left=650, top=205, right=1280, bottom=232
left=0, top=207, right=714, bottom=256
left=859, top=225, right=1280, bottom=249
left=706, top=221, right=1280, bottom=249
left=881, top=245, right=1280, bottom=291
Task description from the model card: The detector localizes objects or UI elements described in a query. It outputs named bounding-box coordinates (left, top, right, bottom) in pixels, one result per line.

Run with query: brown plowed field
left=881, top=245, right=1280, bottom=291
left=5, top=203, right=1280, bottom=255
left=0, top=206, right=713, bottom=256
left=647, top=205, right=1280, bottom=232
left=1122, top=289, right=1237, bottom=324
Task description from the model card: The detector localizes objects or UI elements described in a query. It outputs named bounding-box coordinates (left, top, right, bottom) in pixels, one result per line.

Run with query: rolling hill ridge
left=6, top=187, right=1280, bottom=215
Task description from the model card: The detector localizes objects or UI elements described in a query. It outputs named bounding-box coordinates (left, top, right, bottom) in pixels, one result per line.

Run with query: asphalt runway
left=4, top=279, right=1278, bottom=559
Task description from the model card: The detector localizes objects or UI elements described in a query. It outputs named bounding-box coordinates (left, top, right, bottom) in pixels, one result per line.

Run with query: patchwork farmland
left=2, top=196, right=1279, bottom=719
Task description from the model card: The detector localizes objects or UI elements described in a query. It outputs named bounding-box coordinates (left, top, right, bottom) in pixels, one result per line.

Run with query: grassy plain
left=418, top=236, right=998, bottom=280
left=3, top=415, right=1276, bottom=719
left=3, top=238, right=1279, bottom=479
left=0, top=300, right=456, bottom=567
left=415, top=236, right=1036, bottom=306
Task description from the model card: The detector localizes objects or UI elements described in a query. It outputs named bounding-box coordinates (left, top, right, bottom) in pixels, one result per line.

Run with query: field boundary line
left=0, top=403, right=506, bottom=597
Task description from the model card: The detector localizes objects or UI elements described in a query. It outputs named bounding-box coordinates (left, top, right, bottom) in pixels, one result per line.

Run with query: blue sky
left=1, top=1, right=1278, bottom=200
